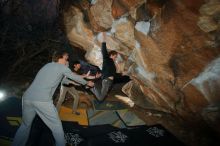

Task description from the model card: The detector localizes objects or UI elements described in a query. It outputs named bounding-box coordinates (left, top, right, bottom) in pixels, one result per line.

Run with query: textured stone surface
left=198, top=16, right=218, bottom=32
left=119, top=0, right=145, bottom=10
left=112, top=0, right=128, bottom=19
left=199, top=1, right=220, bottom=15
left=64, top=6, right=95, bottom=50
left=63, top=0, right=220, bottom=145
left=88, top=0, right=114, bottom=32
left=112, top=17, right=136, bottom=49
left=197, top=0, right=220, bottom=44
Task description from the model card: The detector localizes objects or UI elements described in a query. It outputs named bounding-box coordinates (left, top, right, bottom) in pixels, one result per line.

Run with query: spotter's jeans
left=90, top=78, right=113, bottom=102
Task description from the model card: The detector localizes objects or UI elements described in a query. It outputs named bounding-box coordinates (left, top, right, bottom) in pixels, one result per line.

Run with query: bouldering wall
left=1, top=0, right=220, bottom=145
left=62, top=0, right=220, bottom=145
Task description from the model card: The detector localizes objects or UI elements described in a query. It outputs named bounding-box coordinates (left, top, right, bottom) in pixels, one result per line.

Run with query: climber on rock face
left=90, top=32, right=119, bottom=102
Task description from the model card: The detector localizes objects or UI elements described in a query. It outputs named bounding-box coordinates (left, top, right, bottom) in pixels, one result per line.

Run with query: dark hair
left=52, top=49, right=68, bottom=62
left=73, top=60, right=80, bottom=65
left=109, top=50, right=118, bottom=56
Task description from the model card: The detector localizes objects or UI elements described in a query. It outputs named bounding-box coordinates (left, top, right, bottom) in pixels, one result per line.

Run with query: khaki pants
left=56, top=85, right=79, bottom=112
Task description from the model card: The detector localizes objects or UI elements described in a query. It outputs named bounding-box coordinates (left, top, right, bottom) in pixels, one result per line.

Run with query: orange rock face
left=112, top=0, right=128, bottom=19
left=63, top=0, right=220, bottom=145
left=88, top=0, right=114, bottom=32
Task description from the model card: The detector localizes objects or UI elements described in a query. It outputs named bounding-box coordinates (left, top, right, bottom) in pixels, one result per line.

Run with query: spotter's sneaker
left=72, top=111, right=80, bottom=115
